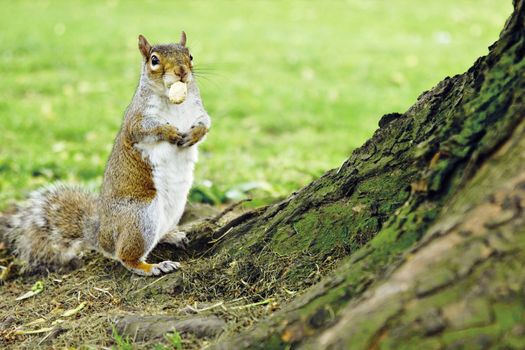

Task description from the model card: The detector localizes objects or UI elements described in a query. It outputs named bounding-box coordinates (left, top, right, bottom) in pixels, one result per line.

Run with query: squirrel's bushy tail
left=0, top=183, right=98, bottom=272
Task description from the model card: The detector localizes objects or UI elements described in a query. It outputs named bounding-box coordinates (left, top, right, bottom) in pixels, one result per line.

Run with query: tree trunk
left=165, top=1, right=525, bottom=348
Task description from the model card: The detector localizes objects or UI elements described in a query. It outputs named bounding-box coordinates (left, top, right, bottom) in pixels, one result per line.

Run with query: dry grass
left=0, top=205, right=306, bottom=349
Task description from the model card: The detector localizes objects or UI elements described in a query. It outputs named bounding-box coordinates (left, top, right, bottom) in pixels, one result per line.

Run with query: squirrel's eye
left=151, top=55, right=159, bottom=66
left=190, top=54, right=193, bottom=61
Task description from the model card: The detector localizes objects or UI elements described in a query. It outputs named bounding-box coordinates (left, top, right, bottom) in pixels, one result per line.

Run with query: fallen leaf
left=14, top=327, right=54, bottom=335
left=16, top=281, right=44, bottom=301
left=62, top=301, right=86, bottom=317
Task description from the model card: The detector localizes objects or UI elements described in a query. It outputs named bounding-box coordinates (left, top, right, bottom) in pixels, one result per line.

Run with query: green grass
left=111, top=326, right=133, bottom=350
left=0, top=0, right=511, bottom=207
left=154, top=331, right=183, bottom=350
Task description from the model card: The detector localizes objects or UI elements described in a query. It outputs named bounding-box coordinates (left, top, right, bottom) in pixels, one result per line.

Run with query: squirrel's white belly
left=139, top=142, right=198, bottom=239
left=138, top=91, right=205, bottom=240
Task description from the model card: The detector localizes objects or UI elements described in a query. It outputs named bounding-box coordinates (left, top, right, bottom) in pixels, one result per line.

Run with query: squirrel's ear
left=179, top=31, right=187, bottom=47
left=138, top=35, right=152, bottom=60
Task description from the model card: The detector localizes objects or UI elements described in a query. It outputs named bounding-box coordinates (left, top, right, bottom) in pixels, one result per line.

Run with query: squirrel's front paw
left=178, top=124, right=208, bottom=147
left=167, top=128, right=184, bottom=144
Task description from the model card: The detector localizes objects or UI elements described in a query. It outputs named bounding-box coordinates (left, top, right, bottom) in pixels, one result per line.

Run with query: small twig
left=132, top=275, right=168, bottom=295
left=38, top=329, right=55, bottom=345
left=207, top=199, right=252, bottom=224
left=22, top=318, right=46, bottom=327
left=93, top=287, right=114, bottom=298
left=75, top=275, right=96, bottom=287
left=283, top=288, right=297, bottom=295
left=185, top=301, right=224, bottom=313
left=207, top=227, right=233, bottom=244
left=229, top=298, right=273, bottom=310
left=229, top=296, right=248, bottom=303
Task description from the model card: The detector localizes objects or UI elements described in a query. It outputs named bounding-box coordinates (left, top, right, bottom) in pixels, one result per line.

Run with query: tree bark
left=160, top=1, right=525, bottom=348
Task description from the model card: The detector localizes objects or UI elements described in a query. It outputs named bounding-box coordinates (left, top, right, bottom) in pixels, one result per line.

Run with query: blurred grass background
left=0, top=0, right=511, bottom=207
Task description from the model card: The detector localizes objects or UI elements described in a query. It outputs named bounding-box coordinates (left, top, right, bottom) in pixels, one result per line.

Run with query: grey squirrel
left=0, top=32, right=211, bottom=276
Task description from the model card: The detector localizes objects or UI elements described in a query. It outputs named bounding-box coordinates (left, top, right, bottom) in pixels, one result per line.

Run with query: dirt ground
left=0, top=202, right=298, bottom=349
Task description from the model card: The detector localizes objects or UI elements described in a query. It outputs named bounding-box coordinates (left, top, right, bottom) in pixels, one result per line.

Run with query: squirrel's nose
left=178, top=70, right=188, bottom=81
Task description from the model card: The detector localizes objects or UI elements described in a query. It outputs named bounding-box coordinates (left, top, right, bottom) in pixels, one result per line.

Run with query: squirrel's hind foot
left=122, top=259, right=180, bottom=276
left=151, top=260, right=181, bottom=275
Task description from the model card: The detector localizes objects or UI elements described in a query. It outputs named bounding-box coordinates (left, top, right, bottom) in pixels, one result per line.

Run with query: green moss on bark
left=207, top=2, right=525, bottom=348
